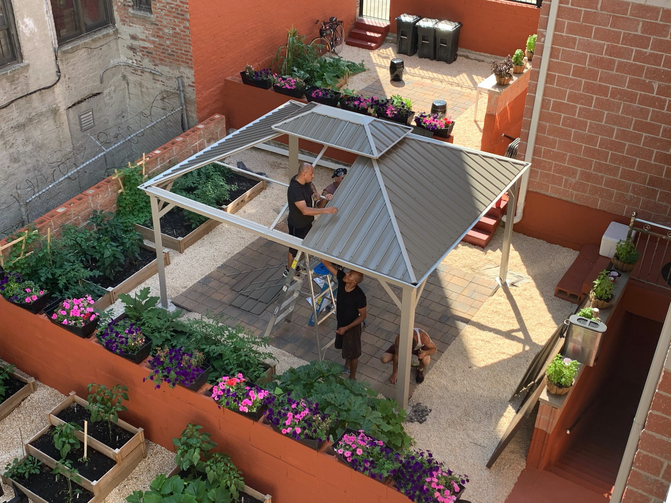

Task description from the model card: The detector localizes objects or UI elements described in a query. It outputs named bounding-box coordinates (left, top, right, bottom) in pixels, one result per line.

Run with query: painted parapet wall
left=0, top=299, right=414, bottom=503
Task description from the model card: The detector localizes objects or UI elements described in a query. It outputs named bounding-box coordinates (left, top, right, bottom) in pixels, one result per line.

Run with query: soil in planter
left=95, top=247, right=156, bottom=289
left=0, top=375, right=28, bottom=405
left=30, top=427, right=116, bottom=481
left=56, top=403, right=134, bottom=450
left=13, top=462, right=94, bottom=503
left=142, top=174, right=260, bottom=238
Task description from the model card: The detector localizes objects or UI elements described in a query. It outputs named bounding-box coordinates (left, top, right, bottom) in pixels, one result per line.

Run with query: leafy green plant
left=86, top=383, right=129, bottom=442
left=115, top=163, right=152, bottom=225
left=526, top=34, right=537, bottom=52
left=173, top=423, right=217, bottom=476
left=118, top=287, right=159, bottom=322
left=53, top=460, right=83, bottom=503
left=172, top=164, right=234, bottom=229
left=577, top=307, right=599, bottom=320
left=126, top=474, right=232, bottom=503
left=4, top=456, right=42, bottom=480
left=118, top=287, right=184, bottom=346
left=53, top=422, right=82, bottom=460
left=615, top=239, right=640, bottom=264
left=546, top=354, right=579, bottom=388
left=276, top=361, right=411, bottom=451
left=591, top=270, right=615, bottom=301
left=512, top=49, right=524, bottom=66
left=390, top=94, right=412, bottom=110
left=204, top=453, right=244, bottom=499
left=0, top=362, right=16, bottom=403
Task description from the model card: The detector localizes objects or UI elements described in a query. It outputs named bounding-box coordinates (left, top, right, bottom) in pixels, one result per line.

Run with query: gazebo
left=140, top=100, right=530, bottom=408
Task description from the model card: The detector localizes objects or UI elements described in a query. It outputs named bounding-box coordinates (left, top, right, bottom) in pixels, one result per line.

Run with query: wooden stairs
left=346, top=18, right=390, bottom=50
left=461, top=195, right=508, bottom=248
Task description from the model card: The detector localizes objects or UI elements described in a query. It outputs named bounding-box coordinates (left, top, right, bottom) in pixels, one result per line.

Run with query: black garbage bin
left=416, top=18, right=439, bottom=60
left=435, top=20, right=462, bottom=64
left=396, top=14, right=421, bottom=56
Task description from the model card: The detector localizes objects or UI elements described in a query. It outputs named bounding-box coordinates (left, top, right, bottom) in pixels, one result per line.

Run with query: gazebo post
left=150, top=194, right=169, bottom=308
left=396, top=285, right=417, bottom=409
left=498, top=179, right=520, bottom=285
left=288, top=135, right=299, bottom=180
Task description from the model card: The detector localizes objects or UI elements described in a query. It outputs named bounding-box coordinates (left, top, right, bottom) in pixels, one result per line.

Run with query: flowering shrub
left=394, top=450, right=468, bottom=503
left=211, top=374, right=268, bottom=414
left=98, top=317, right=146, bottom=355
left=146, top=347, right=206, bottom=389
left=264, top=393, right=333, bottom=443
left=274, top=75, right=304, bottom=90
left=333, top=430, right=401, bottom=481
left=340, top=94, right=373, bottom=112
left=50, top=296, right=97, bottom=327
left=308, top=87, right=339, bottom=99
left=243, top=65, right=274, bottom=82
left=415, top=113, right=454, bottom=131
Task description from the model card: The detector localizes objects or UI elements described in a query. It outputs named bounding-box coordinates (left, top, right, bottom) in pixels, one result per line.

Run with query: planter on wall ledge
left=273, top=84, right=305, bottom=99
left=589, top=291, right=613, bottom=309
left=240, top=72, right=272, bottom=89
left=546, top=378, right=572, bottom=396
left=611, top=256, right=636, bottom=272
left=305, top=86, right=341, bottom=107
left=177, top=365, right=211, bottom=392
left=495, top=75, right=512, bottom=85
left=44, top=299, right=99, bottom=339
left=10, top=294, right=50, bottom=314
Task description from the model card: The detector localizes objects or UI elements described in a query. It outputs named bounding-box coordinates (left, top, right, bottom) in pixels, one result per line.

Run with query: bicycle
left=310, top=17, right=344, bottom=56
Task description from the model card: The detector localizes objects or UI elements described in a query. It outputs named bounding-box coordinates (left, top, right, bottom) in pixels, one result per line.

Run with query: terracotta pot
left=546, top=379, right=571, bottom=396
left=512, top=64, right=525, bottom=74
left=589, top=291, right=613, bottom=309
left=495, top=75, right=512, bottom=86
left=611, top=256, right=636, bottom=272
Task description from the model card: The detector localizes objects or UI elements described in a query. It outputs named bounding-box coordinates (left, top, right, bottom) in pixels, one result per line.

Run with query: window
left=50, top=0, right=114, bottom=43
left=133, top=0, right=151, bottom=14
left=0, top=0, right=20, bottom=67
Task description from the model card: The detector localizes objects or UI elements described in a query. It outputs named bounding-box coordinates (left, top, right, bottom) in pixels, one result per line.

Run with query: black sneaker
left=283, top=268, right=300, bottom=278
left=415, top=370, right=425, bottom=384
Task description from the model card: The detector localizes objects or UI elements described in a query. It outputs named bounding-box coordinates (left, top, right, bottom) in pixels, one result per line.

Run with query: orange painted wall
left=480, top=89, right=528, bottom=156
left=0, top=300, right=412, bottom=503
left=389, top=0, right=540, bottom=57
left=187, top=1, right=357, bottom=121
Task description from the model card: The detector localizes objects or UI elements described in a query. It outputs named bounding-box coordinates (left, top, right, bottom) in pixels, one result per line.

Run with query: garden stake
left=84, top=421, right=88, bottom=459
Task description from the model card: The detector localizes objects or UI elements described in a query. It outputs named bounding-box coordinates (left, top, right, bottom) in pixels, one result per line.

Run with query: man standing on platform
left=320, top=259, right=367, bottom=380
left=317, top=167, right=347, bottom=208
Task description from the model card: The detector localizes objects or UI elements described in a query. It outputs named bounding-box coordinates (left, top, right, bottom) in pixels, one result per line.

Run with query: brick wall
left=0, top=114, right=227, bottom=253
left=518, top=0, right=671, bottom=226
left=389, top=0, right=541, bottom=57
left=622, top=344, right=671, bottom=503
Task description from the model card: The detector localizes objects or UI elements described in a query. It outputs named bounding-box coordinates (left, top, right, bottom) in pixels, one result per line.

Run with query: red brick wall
left=518, top=0, right=671, bottom=229
left=389, top=0, right=541, bottom=57
left=622, top=347, right=671, bottom=503
left=187, top=1, right=358, bottom=121
left=480, top=88, right=528, bottom=156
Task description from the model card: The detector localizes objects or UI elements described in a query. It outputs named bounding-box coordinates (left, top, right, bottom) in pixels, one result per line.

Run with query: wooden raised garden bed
left=167, top=466, right=272, bottom=503
left=0, top=369, right=36, bottom=421
left=48, top=392, right=146, bottom=467
left=108, top=243, right=170, bottom=304
left=135, top=172, right=266, bottom=253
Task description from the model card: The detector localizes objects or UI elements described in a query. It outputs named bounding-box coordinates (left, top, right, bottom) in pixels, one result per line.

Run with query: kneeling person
left=381, top=328, right=437, bottom=384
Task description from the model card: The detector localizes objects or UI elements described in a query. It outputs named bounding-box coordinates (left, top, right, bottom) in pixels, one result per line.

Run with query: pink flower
left=39, top=291, right=44, bottom=295
left=295, top=427, right=301, bottom=434
left=25, top=288, right=31, bottom=293
left=25, top=297, right=31, bottom=303
left=281, top=429, right=287, bottom=434
left=356, top=448, right=362, bottom=455
left=31, top=295, right=37, bottom=301
left=62, top=320, right=68, bottom=325
left=52, top=314, right=57, bottom=319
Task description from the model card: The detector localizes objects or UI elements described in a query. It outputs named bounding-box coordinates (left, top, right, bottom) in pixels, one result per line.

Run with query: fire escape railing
left=627, top=212, right=671, bottom=290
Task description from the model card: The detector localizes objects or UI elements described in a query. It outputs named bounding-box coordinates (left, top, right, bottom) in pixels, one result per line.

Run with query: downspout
left=611, top=304, right=671, bottom=502
left=513, top=0, right=561, bottom=224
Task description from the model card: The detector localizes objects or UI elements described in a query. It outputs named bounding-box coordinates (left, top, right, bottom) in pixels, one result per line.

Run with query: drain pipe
left=611, top=304, right=671, bottom=502
left=512, top=0, right=561, bottom=224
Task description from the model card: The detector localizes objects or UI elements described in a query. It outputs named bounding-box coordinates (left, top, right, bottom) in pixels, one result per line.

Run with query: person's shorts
left=340, top=324, right=362, bottom=360
left=384, top=344, right=423, bottom=356
left=288, top=224, right=312, bottom=257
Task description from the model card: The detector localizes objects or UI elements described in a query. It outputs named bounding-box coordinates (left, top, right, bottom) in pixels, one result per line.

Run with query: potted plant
left=339, top=93, right=373, bottom=114
left=305, top=86, right=341, bottom=107
left=577, top=306, right=600, bottom=321
left=0, top=272, right=49, bottom=313
left=491, top=57, right=513, bottom=86
left=612, top=238, right=641, bottom=272
left=545, top=354, right=580, bottom=395
left=526, top=34, right=537, bottom=61
left=414, top=112, right=455, bottom=138
left=331, top=429, right=401, bottom=483
left=371, top=95, right=414, bottom=125
left=145, top=347, right=209, bottom=391
left=272, top=75, right=306, bottom=98
left=210, top=373, right=269, bottom=420
left=46, top=296, right=99, bottom=338
left=590, top=269, right=616, bottom=309
left=97, top=317, right=151, bottom=363
left=239, top=65, right=274, bottom=89
left=512, top=49, right=525, bottom=74
left=392, top=450, right=469, bottom=502
left=262, top=393, right=333, bottom=450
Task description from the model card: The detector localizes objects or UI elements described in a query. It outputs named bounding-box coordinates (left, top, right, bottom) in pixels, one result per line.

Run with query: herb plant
left=4, top=456, right=42, bottom=480
left=53, top=422, right=82, bottom=460
left=512, top=49, right=525, bottom=66
left=86, top=383, right=129, bottom=441
left=577, top=307, right=599, bottom=320
left=333, top=430, right=401, bottom=481
left=491, top=56, right=513, bottom=78
left=0, top=362, right=16, bottom=403
left=53, top=461, right=83, bottom=503
left=526, top=34, right=537, bottom=52
left=394, top=450, right=469, bottom=503
left=146, top=347, right=206, bottom=389
left=204, top=453, right=244, bottom=499
left=546, top=355, right=579, bottom=388
left=592, top=270, right=615, bottom=301
left=615, top=239, right=640, bottom=264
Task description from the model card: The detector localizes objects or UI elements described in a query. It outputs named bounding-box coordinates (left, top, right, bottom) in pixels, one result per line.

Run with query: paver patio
left=173, top=238, right=498, bottom=399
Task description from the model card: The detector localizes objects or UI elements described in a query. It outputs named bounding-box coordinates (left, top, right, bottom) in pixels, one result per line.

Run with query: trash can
left=416, top=18, right=439, bottom=60
left=396, top=14, right=421, bottom=56
left=389, top=58, right=405, bottom=82
left=435, top=20, right=462, bottom=64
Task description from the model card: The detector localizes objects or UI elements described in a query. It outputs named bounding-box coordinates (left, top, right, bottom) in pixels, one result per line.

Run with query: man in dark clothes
left=316, top=167, right=347, bottom=208
left=320, top=259, right=367, bottom=380
left=286, top=162, right=337, bottom=275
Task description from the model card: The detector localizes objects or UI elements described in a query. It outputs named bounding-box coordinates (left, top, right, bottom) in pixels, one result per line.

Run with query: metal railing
left=627, top=212, right=671, bottom=290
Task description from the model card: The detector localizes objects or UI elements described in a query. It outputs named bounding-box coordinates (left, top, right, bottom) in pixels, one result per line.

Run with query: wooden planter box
left=48, top=392, right=146, bottom=466
left=25, top=423, right=139, bottom=501
left=167, top=466, right=272, bottom=503
left=0, top=370, right=35, bottom=421
left=135, top=174, right=266, bottom=253
left=108, top=244, right=171, bottom=304
left=6, top=465, right=96, bottom=503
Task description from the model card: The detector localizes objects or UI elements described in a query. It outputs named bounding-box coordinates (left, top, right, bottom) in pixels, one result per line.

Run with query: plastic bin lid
left=436, top=20, right=461, bottom=31
left=397, top=13, right=421, bottom=22
left=417, top=18, right=439, bottom=27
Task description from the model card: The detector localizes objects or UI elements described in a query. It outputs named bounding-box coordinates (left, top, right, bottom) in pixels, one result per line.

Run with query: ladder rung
left=280, top=291, right=300, bottom=311
left=275, top=306, right=295, bottom=325
left=317, top=309, right=336, bottom=325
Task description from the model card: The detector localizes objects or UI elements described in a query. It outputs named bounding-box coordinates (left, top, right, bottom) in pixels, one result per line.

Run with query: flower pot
left=525, top=49, right=534, bottom=61
left=379, top=111, right=415, bottom=126
left=513, top=63, right=525, bottom=74
left=305, top=86, right=341, bottom=107
left=269, top=422, right=323, bottom=451
left=339, top=103, right=368, bottom=114
left=388, top=475, right=467, bottom=501
left=273, top=84, right=305, bottom=99
left=589, top=291, right=614, bottom=309
left=177, top=365, right=211, bottom=392
left=412, top=125, right=434, bottom=138
left=546, top=378, right=571, bottom=396
left=11, top=294, right=50, bottom=314
left=228, top=403, right=267, bottom=421
left=45, top=299, right=98, bottom=338
left=435, top=121, right=455, bottom=138
left=239, top=71, right=272, bottom=89
left=116, top=340, right=153, bottom=364
left=611, top=256, right=636, bottom=272
left=495, top=75, right=512, bottom=86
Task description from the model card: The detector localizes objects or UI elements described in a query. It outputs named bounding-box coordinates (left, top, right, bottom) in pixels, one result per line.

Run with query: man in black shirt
left=321, top=259, right=367, bottom=380
left=286, top=162, right=338, bottom=274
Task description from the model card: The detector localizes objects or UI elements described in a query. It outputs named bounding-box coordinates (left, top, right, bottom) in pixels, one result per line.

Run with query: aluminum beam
left=499, top=179, right=520, bottom=285
left=150, top=195, right=169, bottom=308
left=397, top=285, right=417, bottom=409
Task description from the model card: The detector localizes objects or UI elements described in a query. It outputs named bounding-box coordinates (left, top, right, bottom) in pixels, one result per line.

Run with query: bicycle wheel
left=310, top=36, right=330, bottom=57
left=332, top=25, right=345, bottom=55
